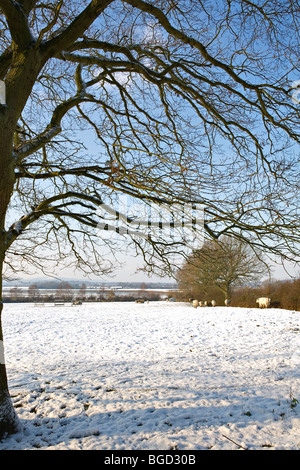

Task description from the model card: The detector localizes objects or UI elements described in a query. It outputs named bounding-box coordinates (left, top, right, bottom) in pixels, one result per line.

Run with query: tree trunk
left=0, top=261, right=21, bottom=438
left=0, top=38, right=47, bottom=439
left=0, top=133, right=21, bottom=436
left=225, top=283, right=231, bottom=302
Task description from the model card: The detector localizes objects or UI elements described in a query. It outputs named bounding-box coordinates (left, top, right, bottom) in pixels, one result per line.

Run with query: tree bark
left=0, top=121, right=21, bottom=438
left=0, top=260, right=21, bottom=437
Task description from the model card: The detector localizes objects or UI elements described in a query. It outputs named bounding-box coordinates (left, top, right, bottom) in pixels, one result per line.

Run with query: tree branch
left=0, top=0, right=33, bottom=49
left=43, top=0, right=114, bottom=56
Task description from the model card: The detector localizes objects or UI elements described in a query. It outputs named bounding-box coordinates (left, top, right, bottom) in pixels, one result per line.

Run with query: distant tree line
left=4, top=267, right=299, bottom=310
left=3, top=281, right=162, bottom=303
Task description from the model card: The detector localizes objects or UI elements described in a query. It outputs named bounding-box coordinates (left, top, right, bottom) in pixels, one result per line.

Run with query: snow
left=0, top=301, right=299, bottom=450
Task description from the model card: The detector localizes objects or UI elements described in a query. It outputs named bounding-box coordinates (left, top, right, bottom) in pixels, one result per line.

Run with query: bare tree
left=79, top=282, right=87, bottom=301
left=8, top=286, right=21, bottom=302
left=55, top=281, right=72, bottom=301
left=0, top=0, right=300, bottom=436
left=177, top=237, right=268, bottom=301
left=28, top=283, right=39, bottom=301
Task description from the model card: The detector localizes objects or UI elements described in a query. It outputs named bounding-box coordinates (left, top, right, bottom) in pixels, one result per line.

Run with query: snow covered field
left=0, top=301, right=299, bottom=450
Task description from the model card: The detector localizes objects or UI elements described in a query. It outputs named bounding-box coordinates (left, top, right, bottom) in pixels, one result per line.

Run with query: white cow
left=211, top=300, right=216, bottom=307
left=192, top=299, right=199, bottom=308
left=256, top=297, right=271, bottom=308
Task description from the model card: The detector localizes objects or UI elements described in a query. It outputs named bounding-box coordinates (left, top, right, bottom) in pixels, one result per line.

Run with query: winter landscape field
left=0, top=301, right=299, bottom=450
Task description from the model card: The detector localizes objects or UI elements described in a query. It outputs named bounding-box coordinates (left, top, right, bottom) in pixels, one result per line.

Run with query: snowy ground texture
left=0, top=301, right=299, bottom=450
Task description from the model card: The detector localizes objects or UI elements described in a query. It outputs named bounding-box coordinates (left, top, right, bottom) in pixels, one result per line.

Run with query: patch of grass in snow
left=288, top=389, right=299, bottom=409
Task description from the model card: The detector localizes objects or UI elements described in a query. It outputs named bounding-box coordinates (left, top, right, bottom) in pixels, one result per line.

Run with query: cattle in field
left=256, top=297, right=271, bottom=308
left=192, top=299, right=199, bottom=308
left=211, top=300, right=216, bottom=307
left=225, top=299, right=230, bottom=306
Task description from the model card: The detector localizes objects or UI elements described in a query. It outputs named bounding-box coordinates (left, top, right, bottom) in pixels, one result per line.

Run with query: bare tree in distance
left=177, top=237, right=268, bottom=302
left=27, top=283, right=39, bottom=301
left=0, top=0, right=300, bottom=436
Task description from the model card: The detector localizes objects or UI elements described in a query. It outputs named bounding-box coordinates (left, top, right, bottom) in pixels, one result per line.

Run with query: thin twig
left=222, top=434, right=248, bottom=450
